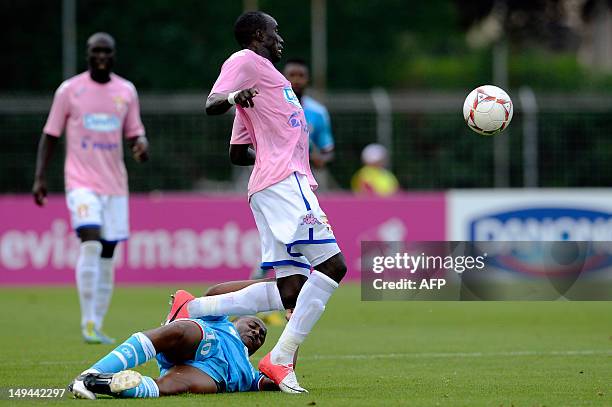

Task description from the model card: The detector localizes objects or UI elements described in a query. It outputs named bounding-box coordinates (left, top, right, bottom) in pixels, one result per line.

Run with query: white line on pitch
left=1, top=349, right=610, bottom=367
left=300, top=349, right=612, bottom=361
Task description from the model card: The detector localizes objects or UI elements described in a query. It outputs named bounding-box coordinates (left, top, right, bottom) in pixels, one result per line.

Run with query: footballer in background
left=283, top=58, right=336, bottom=191
left=32, top=32, right=149, bottom=344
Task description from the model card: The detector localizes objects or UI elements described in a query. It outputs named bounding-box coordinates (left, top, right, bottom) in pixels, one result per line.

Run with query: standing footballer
left=169, top=11, right=347, bottom=394
left=32, top=32, right=149, bottom=344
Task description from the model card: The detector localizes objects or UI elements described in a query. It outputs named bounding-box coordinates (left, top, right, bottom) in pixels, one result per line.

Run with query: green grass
left=1, top=284, right=611, bottom=406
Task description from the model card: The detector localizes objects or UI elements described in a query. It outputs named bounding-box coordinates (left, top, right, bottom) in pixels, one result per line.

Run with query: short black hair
left=86, top=32, right=115, bottom=49
left=284, top=58, right=308, bottom=68
left=234, top=11, right=269, bottom=48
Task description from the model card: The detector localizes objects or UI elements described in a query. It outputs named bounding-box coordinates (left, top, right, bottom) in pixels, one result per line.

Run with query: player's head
left=234, top=11, right=284, bottom=63
left=283, top=58, right=309, bottom=99
left=233, top=316, right=267, bottom=356
left=86, top=32, right=115, bottom=76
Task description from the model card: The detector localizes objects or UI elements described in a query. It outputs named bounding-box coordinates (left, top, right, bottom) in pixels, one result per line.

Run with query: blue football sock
left=91, top=332, right=156, bottom=373
left=119, top=376, right=160, bottom=398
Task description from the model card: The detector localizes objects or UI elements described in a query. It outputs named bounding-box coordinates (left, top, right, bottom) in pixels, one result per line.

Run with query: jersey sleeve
left=313, top=108, right=334, bottom=152
left=250, top=371, right=267, bottom=392
left=43, top=81, right=71, bottom=137
left=210, top=51, right=259, bottom=95
left=230, top=112, right=253, bottom=145
left=123, top=83, right=146, bottom=138
left=198, top=315, right=230, bottom=323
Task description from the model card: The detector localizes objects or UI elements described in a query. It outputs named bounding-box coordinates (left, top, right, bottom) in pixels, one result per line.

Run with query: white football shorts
left=250, top=172, right=341, bottom=278
left=66, top=188, right=129, bottom=242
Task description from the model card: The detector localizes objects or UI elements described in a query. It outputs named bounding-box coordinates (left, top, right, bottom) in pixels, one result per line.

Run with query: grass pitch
left=0, top=283, right=610, bottom=406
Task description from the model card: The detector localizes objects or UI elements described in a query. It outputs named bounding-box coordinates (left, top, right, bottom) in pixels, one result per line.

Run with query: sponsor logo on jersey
left=83, top=113, right=121, bottom=132
left=287, top=111, right=301, bottom=128
left=81, top=136, right=91, bottom=149
left=301, top=213, right=322, bottom=225
left=283, top=87, right=302, bottom=108
left=80, top=135, right=119, bottom=151
left=287, top=111, right=309, bottom=134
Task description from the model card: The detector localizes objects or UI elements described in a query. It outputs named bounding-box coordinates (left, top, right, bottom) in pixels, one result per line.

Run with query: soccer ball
left=463, top=85, right=513, bottom=136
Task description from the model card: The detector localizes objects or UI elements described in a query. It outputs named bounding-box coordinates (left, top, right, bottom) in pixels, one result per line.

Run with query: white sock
left=76, top=241, right=102, bottom=328
left=187, top=282, right=284, bottom=317
left=270, top=271, right=338, bottom=365
left=94, top=257, right=114, bottom=330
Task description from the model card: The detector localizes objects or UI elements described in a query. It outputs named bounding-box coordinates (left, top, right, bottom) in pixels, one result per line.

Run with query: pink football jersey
left=211, top=49, right=316, bottom=197
left=43, top=72, right=145, bottom=195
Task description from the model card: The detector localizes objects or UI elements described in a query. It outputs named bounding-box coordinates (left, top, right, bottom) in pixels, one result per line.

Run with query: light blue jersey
left=302, top=95, right=334, bottom=153
left=156, top=316, right=263, bottom=393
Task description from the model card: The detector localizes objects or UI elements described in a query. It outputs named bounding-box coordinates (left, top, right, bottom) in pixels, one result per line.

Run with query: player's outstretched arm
left=229, top=144, right=256, bottom=166
left=32, top=133, right=58, bottom=207
left=206, top=88, right=259, bottom=115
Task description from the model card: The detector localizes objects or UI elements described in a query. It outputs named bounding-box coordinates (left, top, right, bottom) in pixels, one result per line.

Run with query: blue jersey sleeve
left=314, top=108, right=334, bottom=152
left=250, top=371, right=266, bottom=392
left=303, top=97, right=335, bottom=153
left=198, top=315, right=230, bottom=323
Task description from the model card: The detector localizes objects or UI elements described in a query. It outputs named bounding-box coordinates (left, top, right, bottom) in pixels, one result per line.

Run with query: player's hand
left=131, top=136, right=149, bottom=163
left=285, top=308, right=293, bottom=321
left=310, top=151, right=327, bottom=169
left=32, top=178, right=48, bottom=207
left=234, top=88, right=259, bottom=108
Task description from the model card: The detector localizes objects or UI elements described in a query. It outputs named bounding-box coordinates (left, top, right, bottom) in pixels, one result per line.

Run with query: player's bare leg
left=156, top=365, right=220, bottom=395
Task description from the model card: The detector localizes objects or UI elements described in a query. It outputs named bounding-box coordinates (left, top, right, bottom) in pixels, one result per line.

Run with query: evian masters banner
left=0, top=193, right=445, bottom=284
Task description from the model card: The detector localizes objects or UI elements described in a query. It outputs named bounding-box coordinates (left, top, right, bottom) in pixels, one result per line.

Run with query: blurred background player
left=283, top=58, right=336, bottom=190
left=32, top=32, right=149, bottom=344
left=203, top=11, right=347, bottom=393
left=351, top=143, right=399, bottom=197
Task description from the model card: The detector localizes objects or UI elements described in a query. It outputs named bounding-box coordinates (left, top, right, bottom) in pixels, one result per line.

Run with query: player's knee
left=156, top=376, right=189, bottom=396
left=332, top=261, right=347, bottom=282
left=203, top=284, right=223, bottom=297
left=316, top=253, right=347, bottom=283
left=278, top=286, right=299, bottom=309
left=277, top=276, right=306, bottom=309
left=100, top=241, right=116, bottom=258
left=78, top=227, right=101, bottom=242
left=147, top=321, right=196, bottom=352
left=167, top=321, right=199, bottom=348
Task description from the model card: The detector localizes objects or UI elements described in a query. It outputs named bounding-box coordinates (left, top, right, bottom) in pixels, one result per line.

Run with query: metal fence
left=2, top=91, right=612, bottom=194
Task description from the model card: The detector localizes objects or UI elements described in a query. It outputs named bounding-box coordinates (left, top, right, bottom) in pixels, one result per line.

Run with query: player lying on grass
left=69, top=281, right=292, bottom=399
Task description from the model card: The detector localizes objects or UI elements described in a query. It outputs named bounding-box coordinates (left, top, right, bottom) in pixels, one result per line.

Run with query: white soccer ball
left=463, top=85, right=513, bottom=136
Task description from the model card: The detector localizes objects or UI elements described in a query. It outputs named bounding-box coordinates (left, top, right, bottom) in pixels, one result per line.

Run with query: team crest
left=77, top=204, right=89, bottom=218
left=113, top=95, right=127, bottom=114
